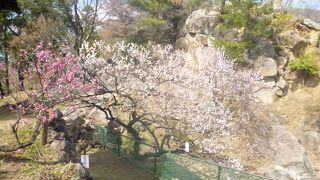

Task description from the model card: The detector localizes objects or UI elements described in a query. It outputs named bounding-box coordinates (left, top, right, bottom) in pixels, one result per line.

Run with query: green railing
left=158, top=153, right=267, bottom=180
left=93, top=127, right=267, bottom=180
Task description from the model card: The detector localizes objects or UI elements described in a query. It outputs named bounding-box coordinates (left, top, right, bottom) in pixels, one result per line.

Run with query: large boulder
left=177, top=7, right=220, bottom=51
left=279, top=30, right=307, bottom=56
left=73, top=163, right=90, bottom=180
left=87, top=108, right=106, bottom=122
left=271, top=125, right=305, bottom=166
left=265, top=125, right=315, bottom=179
left=277, top=76, right=288, bottom=90
left=305, top=30, right=320, bottom=47
left=51, top=139, right=76, bottom=163
left=255, top=88, right=277, bottom=105
left=176, top=33, right=209, bottom=51
left=276, top=56, right=288, bottom=69
left=184, top=8, right=220, bottom=35
left=254, top=56, right=278, bottom=78
left=250, top=40, right=276, bottom=59
left=303, top=19, right=320, bottom=31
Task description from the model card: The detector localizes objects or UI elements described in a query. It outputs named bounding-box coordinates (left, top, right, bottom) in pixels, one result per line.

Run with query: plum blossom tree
left=79, top=41, right=270, bottom=163
left=0, top=42, right=97, bottom=151
left=1, top=40, right=270, bottom=167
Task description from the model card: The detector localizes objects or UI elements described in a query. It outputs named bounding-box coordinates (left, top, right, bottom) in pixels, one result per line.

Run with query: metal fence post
left=154, top=148, right=158, bottom=180
left=217, top=166, right=222, bottom=180
left=117, top=134, right=121, bottom=156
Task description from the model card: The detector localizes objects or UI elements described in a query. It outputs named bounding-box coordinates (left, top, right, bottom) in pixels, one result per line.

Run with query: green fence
left=93, top=127, right=266, bottom=180
left=158, top=153, right=266, bottom=180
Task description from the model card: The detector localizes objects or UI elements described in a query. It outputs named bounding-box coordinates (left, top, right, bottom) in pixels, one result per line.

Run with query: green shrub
left=218, top=0, right=273, bottom=62
left=289, top=53, right=319, bottom=76
left=272, top=12, right=294, bottom=32
left=212, top=39, right=250, bottom=61
left=245, top=15, right=273, bottom=40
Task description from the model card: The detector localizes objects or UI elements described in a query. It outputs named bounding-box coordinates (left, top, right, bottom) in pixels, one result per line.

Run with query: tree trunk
left=4, top=51, right=10, bottom=94
left=124, top=124, right=141, bottom=158
left=0, top=81, right=4, bottom=97
left=42, top=122, right=48, bottom=145
left=18, top=67, right=24, bottom=91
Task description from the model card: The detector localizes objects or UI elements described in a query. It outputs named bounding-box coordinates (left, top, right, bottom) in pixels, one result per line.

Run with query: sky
left=291, top=0, right=320, bottom=9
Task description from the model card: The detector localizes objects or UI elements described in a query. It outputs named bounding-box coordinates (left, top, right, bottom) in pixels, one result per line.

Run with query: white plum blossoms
left=79, top=41, right=270, bottom=164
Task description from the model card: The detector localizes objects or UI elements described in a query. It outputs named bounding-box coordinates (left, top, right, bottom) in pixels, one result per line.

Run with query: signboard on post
left=185, top=141, right=190, bottom=153
left=81, top=155, right=90, bottom=168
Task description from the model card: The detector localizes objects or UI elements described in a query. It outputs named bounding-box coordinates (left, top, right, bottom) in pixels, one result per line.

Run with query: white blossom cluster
left=79, top=41, right=270, bottom=165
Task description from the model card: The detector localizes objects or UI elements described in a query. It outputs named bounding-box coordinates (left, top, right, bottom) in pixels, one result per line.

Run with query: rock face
left=87, top=108, right=105, bottom=122
left=254, top=56, right=278, bottom=78
left=184, top=8, right=220, bottom=35
left=277, top=77, right=288, bottom=90
left=303, top=19, right=320, bottom=31
left=265, top=125, right=315, bottom=179
left=51, top=139, right=76, bottom=163
left=279, top=30, right=307, bottom=50
left=271, top=125, right=305, bottom=165
left=73, top=163, right=89, bottom=180
left=176, top=7, right=220, bottom=51
left=255, top=89, right=277, bottom=105
left=250, top=40, right=276, bottom=59
left=48, top=108, right=95, bottom=163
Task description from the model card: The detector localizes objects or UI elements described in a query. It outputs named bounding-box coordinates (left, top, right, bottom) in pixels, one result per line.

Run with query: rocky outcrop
left=279, top=30, right=308, bottom=51
left=48, top=108, right=96, bottom=163
left=303, top=19, right=320, bottom=31
left=254, top=56, right=278, bottom=78
left=250, top=40, right=276, bottom=59
left=265, top=125, right=315, bottom=179
left=51, top=139, right=77, bottom=163
left=176, top=7, right=220, bottom=51
left=184, top=8, right=220, bottom=36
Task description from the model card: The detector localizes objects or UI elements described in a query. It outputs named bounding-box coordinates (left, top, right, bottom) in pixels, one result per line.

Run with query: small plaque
left=81, top=155, right=90, bottom=168
left=185, top=142, right=190, bottom=153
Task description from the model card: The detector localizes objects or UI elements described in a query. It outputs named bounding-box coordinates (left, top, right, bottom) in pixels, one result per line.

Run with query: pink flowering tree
left=0, top=42, right=97, bottom=151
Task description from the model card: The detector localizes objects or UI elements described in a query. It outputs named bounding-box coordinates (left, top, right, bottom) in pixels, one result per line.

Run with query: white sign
left=81, top=155, right=90, bottom=168
left=185, top=141, right=190, bottom=153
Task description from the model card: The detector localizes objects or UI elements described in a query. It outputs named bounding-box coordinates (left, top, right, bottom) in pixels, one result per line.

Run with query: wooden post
left=41, top=122, right=48, bottom=145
